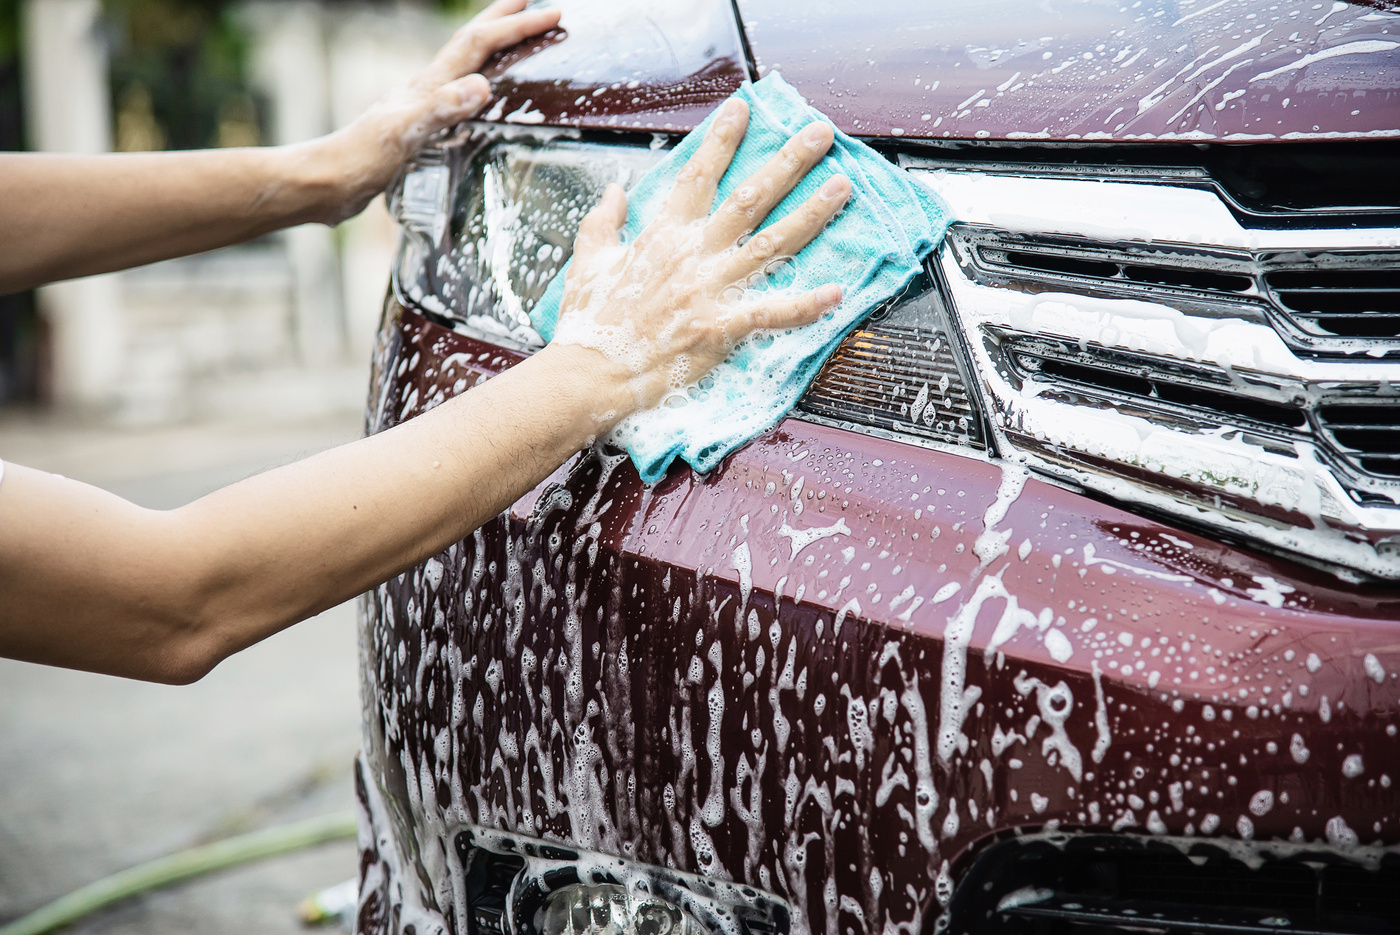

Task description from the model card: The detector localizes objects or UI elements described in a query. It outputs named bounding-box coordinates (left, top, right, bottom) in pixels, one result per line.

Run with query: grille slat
left=1325, top=424, right=1400, bottom=432
left=991, top=248, right=1255, bottom=294
left=1005, top=338, right=1309, bottom=434
left=972, top=231, right=1400, bottom=352
left=1264, top=267, right=1400, bottom=342
left=1316, top=403, right=1400, bottom=478
left=1285, top=315, right=1400, bottom=339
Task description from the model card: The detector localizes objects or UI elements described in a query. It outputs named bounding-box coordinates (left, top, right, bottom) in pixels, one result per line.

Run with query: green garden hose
left=0, top=811, right=358, bottom=935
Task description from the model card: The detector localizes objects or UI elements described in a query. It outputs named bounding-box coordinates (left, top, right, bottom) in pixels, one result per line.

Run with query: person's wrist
left=262, top=137, right=350, bottom=226
left=273, top=127, right=391, bottom=227
left=535, top=343, right=639, bottom=436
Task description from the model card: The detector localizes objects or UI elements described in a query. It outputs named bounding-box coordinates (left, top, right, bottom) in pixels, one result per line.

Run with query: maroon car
left=355, top=2, right=1400, bottom=934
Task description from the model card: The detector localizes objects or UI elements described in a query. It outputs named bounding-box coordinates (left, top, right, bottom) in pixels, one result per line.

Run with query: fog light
left=539, top=884, right=696, bottom=935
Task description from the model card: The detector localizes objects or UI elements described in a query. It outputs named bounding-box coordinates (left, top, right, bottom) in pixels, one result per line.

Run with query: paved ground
left=0, top=407, right=366, bottom=933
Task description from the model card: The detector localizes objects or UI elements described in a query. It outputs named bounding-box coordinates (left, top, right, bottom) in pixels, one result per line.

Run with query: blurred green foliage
left=436, top=0, right=495, bottom=17
left=103, top=0, right=260, bottom=151
left=101, top=0, right=497, bottom=152
left=0, top=0, right=20, bottom=63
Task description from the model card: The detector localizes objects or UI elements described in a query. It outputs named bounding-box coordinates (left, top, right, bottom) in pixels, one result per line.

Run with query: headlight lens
left=392, top=126, right=664, bottom=349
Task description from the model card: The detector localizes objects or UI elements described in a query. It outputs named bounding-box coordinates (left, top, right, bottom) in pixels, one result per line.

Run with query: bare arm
left=0, top=343, right=626, bottom=682
left=0, top=96, right=852, bottom=683
left=0, top=0, right=561, bottom=295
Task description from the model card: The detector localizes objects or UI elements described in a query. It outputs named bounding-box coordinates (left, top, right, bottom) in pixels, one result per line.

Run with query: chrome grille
left=1317, top=398, right=1400, bottom=480
left=911, top=164, right=1400, bottom=579
left=972, top=230, right=1400, bottom=358
left=1264, top=265, right=1400, bottom=341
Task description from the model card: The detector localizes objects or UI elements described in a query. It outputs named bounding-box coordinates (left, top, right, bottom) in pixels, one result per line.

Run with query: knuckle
left=731, top=184, right=760, bottom=208
left=749, top=231, right=781, bottom=260
left=465, top=27, right=490, bottom=51
left=675, top=160, right=703, bottom=184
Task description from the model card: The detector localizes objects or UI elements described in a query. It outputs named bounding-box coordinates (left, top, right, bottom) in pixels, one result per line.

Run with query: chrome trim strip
left=911, top=168, right=1400, bottom=252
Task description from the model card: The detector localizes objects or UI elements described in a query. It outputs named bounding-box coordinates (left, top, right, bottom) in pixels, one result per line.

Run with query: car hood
left=738, top=0, right=1400, bottom=141
left=485, top=0, right=1400, bottom=142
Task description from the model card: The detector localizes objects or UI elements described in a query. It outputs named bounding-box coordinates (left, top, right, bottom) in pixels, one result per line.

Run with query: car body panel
left=478, top=0, right=1400, bottom=142
left=479, top=0, right=749, bottom=132
left=357, top=302, right=1400, bottom=935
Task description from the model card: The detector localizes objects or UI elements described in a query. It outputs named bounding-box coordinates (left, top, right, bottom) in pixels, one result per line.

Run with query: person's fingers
left=704, top=120, right=835, bottom=249
left=729, top=284, right=843, bottom=336
left=569, top=184, right=628, bottom=280
left=713, top=174, right=851, bottom=286
left=429, top=73, right=492, bottom=127
left=659, top=99, right=749, bottom=222
left=466, top=9, right=562, bottom=63
left=472, top=0, right=530, bottom=22
left=426, top=7, right=561, bottom=83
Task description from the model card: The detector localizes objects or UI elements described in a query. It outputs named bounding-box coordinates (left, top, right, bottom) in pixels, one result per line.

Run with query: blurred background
left=0, top=0, right=480, bottom=419
left=0, top=0, right=485, bottom=931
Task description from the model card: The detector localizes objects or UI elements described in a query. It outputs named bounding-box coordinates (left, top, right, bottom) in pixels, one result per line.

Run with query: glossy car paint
left=356, top=306, right=1400, bottom=935
left=480, top=0, right=748, bottom=132
left=735, top=0, right=1400, bottom=141
left=479, top=0, right=1400, bottom=142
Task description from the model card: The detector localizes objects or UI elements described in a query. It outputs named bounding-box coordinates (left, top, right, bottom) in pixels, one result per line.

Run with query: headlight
left=389, top=125, right=990, bottom=455
left=390, top=125, right=664, bottom=350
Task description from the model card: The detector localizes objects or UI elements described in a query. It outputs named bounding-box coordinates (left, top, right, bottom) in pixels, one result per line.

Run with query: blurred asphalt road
left=0, top=408, right=366, bottom=933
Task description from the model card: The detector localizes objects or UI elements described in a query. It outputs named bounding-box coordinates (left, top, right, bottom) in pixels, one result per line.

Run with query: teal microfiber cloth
left=531, top=72, right=949, bottom=484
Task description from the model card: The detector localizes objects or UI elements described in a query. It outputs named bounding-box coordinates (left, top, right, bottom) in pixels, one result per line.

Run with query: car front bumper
left=354, top=301, right=1400, bottom=935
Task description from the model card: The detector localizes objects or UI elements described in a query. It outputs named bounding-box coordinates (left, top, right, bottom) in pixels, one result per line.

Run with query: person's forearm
left=179, top=342, right=629, bottom=667
left=0, top=0, right=561, bottom=296
left=0, top=144, right=346, bottom=294
left=0, top=343, right=628, bottom=682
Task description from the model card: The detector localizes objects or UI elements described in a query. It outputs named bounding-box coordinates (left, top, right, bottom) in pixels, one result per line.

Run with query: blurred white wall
left=324, top=4, right=451, bottom=363
left=21, top=0, right=123, bottom=411
left=20, top=0, right=451, bottom=424
left=242, top=0, right=344, bottom=370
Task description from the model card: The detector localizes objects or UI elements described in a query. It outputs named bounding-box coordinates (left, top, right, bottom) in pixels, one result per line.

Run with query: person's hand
left=551, top=98, right=852, bottom=423
left=303, top=0, right=560, bottom=224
